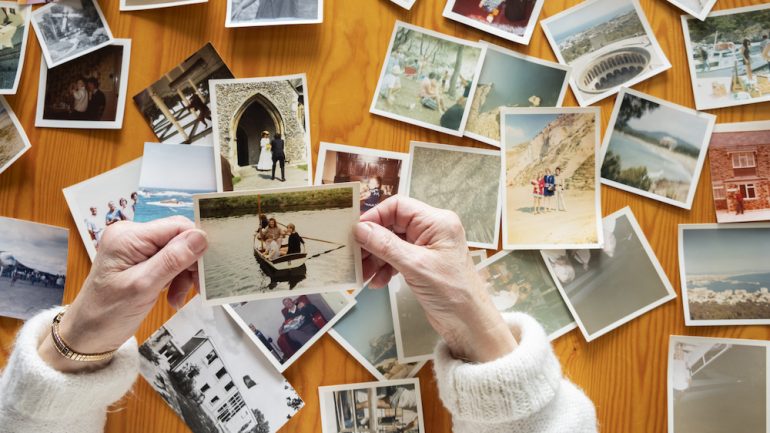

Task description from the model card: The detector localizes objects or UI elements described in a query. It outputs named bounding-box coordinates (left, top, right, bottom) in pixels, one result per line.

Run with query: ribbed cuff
left=433, top=312, right=563, bottom=423
left=0, top=307, right=139, bottom=421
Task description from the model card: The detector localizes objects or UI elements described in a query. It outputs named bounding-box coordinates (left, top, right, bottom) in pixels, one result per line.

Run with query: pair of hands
left=40, top=196, right=515, bottom=372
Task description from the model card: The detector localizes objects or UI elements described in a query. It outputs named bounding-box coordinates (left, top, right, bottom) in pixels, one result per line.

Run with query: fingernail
left=353, top=222, right=372, bottom=244
left=187, top=230, right=208, bottom=254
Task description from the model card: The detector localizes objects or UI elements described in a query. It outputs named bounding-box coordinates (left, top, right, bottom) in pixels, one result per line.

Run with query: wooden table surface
left=1, top=0, right=769, bottom=432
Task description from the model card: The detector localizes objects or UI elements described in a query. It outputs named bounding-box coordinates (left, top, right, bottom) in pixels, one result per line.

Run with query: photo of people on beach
left=501, top=108, right=601, bottom=250
left=600, top=88, right=715, bottom=209
left=195, top=183, right=362, bottom=305
left=682, top=3, right=770, bottom=110
left=442, top=0, right=544, bottom=44
left=0, top=97, right=31, bottom=176
left=0, top=3, right=30, bottom=95
left=226, top=0, right=321, bottom=27
left=371, top=22, right=484, bottom=136
left=31, top=0, right=112, bottom=67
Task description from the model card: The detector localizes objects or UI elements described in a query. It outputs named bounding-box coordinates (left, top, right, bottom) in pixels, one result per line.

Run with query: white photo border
left=0, top=3, right=31, bottom=95
left=120, top=0, right=207, bottom=11
left=389, top=274, right=436, bottom=364
left=442, top=0, right=545, bottom=45
left=225, top=0, right=323, bottom=27
left=389, top=0, right=416, bottom=10
left=0, top=96, right=32, bottom=175
left=666, top=0, right=717, bottom=21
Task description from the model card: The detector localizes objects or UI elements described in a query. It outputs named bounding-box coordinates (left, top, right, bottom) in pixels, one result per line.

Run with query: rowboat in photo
left=252, top=234, right=308, bottom=272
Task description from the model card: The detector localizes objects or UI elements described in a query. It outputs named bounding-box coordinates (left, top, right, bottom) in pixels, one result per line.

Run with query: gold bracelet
left=51, top=308, right=117, bottom=362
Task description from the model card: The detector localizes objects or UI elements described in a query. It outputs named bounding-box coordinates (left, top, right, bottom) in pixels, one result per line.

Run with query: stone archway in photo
left=231, top=94, right=285, bottom=167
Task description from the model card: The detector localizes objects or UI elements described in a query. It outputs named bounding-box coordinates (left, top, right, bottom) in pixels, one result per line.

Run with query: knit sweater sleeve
left=0, top=308, right=140, bottom=433
left=433, top=313, right=598, bottom=433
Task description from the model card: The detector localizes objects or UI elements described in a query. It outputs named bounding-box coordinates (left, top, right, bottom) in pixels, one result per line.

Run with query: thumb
left=136, top=229, right=209, bottom=291
left=354, top=221, right=421, bottom=273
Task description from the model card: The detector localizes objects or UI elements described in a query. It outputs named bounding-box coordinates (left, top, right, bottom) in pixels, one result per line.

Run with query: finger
left=360, top=196, right=435, bottom=234
left=135, top=229, right=208, bottom=291
left=369, top=266, right=394, bottom=289
left=168, top=271, right=194, bottom=309
left=362, top=254, right=389, bottom=281
left=126, top=216, right=196, bottom=257
left=353, top=221, right=421, bottom=273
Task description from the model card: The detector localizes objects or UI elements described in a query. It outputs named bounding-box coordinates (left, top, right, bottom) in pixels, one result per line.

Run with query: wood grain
left=1, top=0, right=770, bottom=432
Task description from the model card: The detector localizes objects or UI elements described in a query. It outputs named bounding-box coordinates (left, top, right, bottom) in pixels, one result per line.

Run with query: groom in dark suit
left=271, top=132, right=286, bottom=182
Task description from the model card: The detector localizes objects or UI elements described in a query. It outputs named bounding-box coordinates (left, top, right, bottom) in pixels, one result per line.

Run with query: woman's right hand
left=353, top=196, right=517, bottom=363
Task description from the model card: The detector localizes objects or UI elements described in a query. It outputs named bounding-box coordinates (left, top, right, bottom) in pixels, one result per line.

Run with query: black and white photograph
left=464, top=41, right=570, bottom=147
left=223, top=292, right=356, bottom=372
left=0, top=216, right=67, bottom=320
left=370, top=21, right=485, bottom=137
left=195, top=183, right=363, bottom=305
left=678, top=223, right=770, bottom=326
left=120, top=0, right=206, bottom=11
left=62, top=158, right=141, bottom=261
left=35, top=39, right=130, bottom=129
left=542, top=207, right=676, bottom=341
left=0, top=3, right=30, bottom=95
left=389, top=275, right=439, bottom=363
left=139, top=296, right=303, bottom=433
left=406, top=141, right=501, bottom=249
left=30, top=0, right=113, bottom=68
left=210, top=75, right=312, bottom=191
left=540, top=0, right=670, bottom=107
left=329, top=285, right=427, bottom=381
left=600, top=87, right=715, bottom=210
left=668, top=335, right=769, bottom=433
left=133, top=43, right=234, bottom=145
left=477, top=250, right=576, bottom=340
left=319, top=378, right=425, bottom=433
left=442, top=0, right=545, bottom=45
left=315, top=142, right=408, bottom=214
left=0, top=96, right=31, bottom=176
left=666, top=0, right=717, bottom=21
left=226, top=0, right=322, bottom=27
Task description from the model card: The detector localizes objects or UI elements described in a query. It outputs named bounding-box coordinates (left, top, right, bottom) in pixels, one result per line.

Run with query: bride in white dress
left=256, top=131, right=272, bottom=171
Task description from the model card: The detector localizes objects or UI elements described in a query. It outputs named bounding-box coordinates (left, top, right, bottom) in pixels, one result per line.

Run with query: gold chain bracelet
left=51, top=308, right=117, bottom=362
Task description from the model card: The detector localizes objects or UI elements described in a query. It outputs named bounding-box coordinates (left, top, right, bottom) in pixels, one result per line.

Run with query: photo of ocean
left=134, top=187, right=210, bottom=222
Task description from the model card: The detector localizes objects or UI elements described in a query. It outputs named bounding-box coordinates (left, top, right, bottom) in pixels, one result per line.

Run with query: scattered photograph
left=0, top=3, right=30, bottom=95
left=226, top=0, right=322, bottom=27
left=62, top=158, right=141, bottom=261
left=389, top=275, right=439, bottom=363
left=133, top=43, right=234, bottom=145
left=406, top=142, right=501, bottom=249
left=35, top=39, right=131, bottom=129
left=501, top=107, right=602, bottom=250
left=600, top=88, right=715, bottom=210
left=120, top=0, right=206, bottom=11
left=668, top=336, right=768, bottom=433
left=319, top=378, right=425, bottom=433
left=542, top=207, right=676, bottom=341
left=210, top=75, right=312, bottom=192
left=329, top=285, right=426, bottom=381
left=315, top=142, right=408, bottom=214
left=0, top=217, right=67, bottom=320
left=134, top=143, right=217, bottom=223
left=195, top=183, right=363, bottom=305
left=477, top=250, right=575, bottom=340
left=30, top=0, right=113, bottom=68
left=224, top=292, right=356, bottom=372
left=666, top=0, right=717, bottom=21
left=442, top=0, right=545, bottom=45
left=389, top=0, right=416, bottom=10
left=541, top=0, right=670, bottom=107
left=0, top=96, right=31, bottom=176
left=682, top=4, right=770, bottom=110
left=469, top=249, right=487, bottom=265
left=464, top=42, right=570, bottom=147
left=679, top=223, right=770, bottom=326
left=708, top=120, right=770, bottom=224
left=370, top=21, right=485, bottom=136
left=139, top=296, right=303, bottom=433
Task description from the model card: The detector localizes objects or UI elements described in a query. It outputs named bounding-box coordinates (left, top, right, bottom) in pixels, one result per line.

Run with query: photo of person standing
left=271, top=132, right=286, bottom=182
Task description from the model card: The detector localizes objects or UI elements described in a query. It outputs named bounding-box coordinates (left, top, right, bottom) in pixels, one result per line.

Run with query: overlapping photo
left=226, top=0, right=322, bottom=27
left=0, top=3, right=31, bottom=95
left=442, top=0, right=545, bottom=45
left=389, top=275, right=438, bottom=363
left=0, top=96, right=31, bottom=176
left=666, top=0, right=717, bottom=21
left=120, top=0, right=206, bottom=11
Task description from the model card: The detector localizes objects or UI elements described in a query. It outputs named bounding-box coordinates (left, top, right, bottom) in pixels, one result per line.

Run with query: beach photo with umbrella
left=195, top=183, right=363, bottom=305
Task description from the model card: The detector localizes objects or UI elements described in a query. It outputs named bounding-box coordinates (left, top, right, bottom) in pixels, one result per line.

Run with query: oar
left=305, top=244, right=346, bottom=260
left=276, top=222, right=343, bottom=245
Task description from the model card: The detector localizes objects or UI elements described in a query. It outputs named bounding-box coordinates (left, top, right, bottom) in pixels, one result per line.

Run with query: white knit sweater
left=0, top=309, right=597, bottom=433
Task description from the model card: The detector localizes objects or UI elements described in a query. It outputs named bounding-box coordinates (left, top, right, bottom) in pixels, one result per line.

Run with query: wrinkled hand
left=353, top=196, right=516, bottom=363
left=39, top=217, right=208, bottom=372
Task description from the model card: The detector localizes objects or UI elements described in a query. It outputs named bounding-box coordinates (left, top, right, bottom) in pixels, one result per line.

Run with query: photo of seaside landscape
left=680, top=224, right=770, bottom=325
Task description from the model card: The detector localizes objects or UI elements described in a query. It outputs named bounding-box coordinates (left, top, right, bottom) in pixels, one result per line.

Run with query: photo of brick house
left=708, top=123, right=770, bottom=223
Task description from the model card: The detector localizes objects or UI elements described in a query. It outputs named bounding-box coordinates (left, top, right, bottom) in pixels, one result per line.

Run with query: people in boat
left=259, top=218, right=284, bottom=243
left=284, top=223, right=304, bottom=255
left=264, top=234, right=281, bottom=261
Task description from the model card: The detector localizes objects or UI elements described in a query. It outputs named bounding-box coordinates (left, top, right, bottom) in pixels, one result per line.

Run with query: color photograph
left=139, top=296, right=303, bottom=433
left=668, top=336, right=768, bottom=433
left=708, top=121, right=770, bottom=223
left=224, top=292, right=355, bottom=372
left=389, top=275, right=438, bottom=363
left=329, top=285, right=426, bottom=381
left=477, top=250, right=575, bottom=340
left=600, top=88, right=715, bottom=209
left=133, top=43, right=234, bottom=145
left=30, top=0, right=112, bottom=67
left=406, top=141, right=501, bottom=248
left=543, top=207, right=676, bottom=341
left=35, top=39, right=131, bottom=129
left=195, top=183, right=363, bottom=305
left=62, top=158, right=140, bottom=261
left=442, top=0, right=545, bottom=44
left=682, top=4, right=770, bottom=110
left=666, top=0, right=717, bottom=21
left=0, top=3, right=30, bottom=95
left=319, top=379, right=425, bottom=433
left=134, top=143, right=217, bottom=223
left=370, top=21, right=485, bottom=136
left=541, top=0, right=670, bottom=107
left=226, top=0, right=322, bottom=27
left=0, top=96, right=31, bottom=176
left=315, top=142, right=408, bottom=214
left=501, top=107, right=601, bottom=250
left=679, top=223, right=770, bottom=326
left=211, top=75, right=311, bottom=191
left=0, top=217, right=67, bottom=320
left=464, top=42, right=570, bottom=147
left=120, top=0, right=206, bottom=11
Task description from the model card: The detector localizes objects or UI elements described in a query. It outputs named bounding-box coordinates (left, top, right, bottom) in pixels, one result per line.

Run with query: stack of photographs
left=0, top=2, right=30, bottom=95
left=442, top=0, right=545, bottom=45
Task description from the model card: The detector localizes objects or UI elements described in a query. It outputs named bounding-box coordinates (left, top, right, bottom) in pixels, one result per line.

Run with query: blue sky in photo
left=504, top=113, right=559, bottom=149
left=139, top=143, right=217, bottom=191
left=683, top=228, right=770, bottom=275
left=622, top=95, right=711, bottom=147
left=551, top=0, right=635, bottom=44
